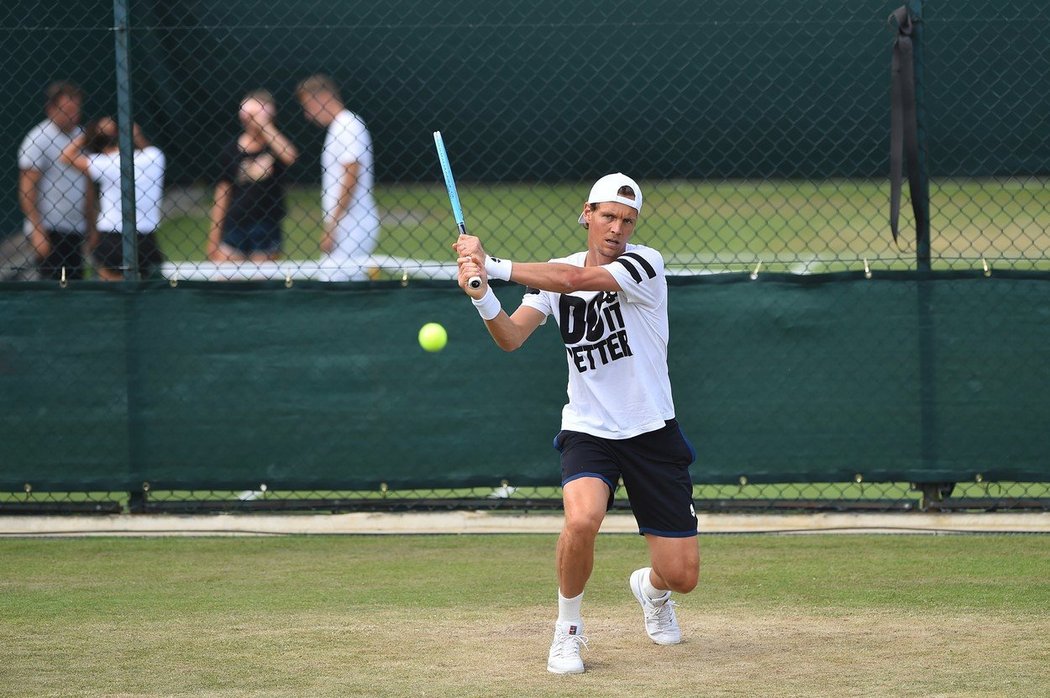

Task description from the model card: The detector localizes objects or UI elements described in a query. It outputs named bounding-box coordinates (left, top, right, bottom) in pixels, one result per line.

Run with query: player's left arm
left=506, top=261, right=621, bottom=294
left=454, top=234, right=623, bottom=294
left=456, top=235, right=664, bottom=302
left=510, top=250, right=665, bottom=305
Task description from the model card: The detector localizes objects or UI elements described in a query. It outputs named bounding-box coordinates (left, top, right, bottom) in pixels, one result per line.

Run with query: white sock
left=642, top=569, right=670, bottom=604
left=557, top=590, right=584, bottom=623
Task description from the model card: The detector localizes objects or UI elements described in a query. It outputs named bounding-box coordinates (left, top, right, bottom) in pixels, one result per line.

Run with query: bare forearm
left=263, top=127, right=298, bottom=166
left=18, top=173, right=41, bottom=226
left=21, top=170, right=48, bottom=256
left=507, top=262, right=575, bottom=293
left=83, top=180, right=97, bottom=233
left=508, top=261, right=621, bottom=294
left=482, top=310, right=529, bottom=352
left=456, top=234, right=618, bottom=294
left=331, top=164, right=359, bottom=224
left=59, top=138, right=90, bottom=174
left=209, top=202, right=228, bottom=241
left=208, top=184, right=231, bottom=250
left=210, top=191, right=228, bottom=226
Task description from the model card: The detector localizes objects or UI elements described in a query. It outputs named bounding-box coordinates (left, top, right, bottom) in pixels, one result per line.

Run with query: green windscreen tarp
left=0, top=273, right=1047, bottom=490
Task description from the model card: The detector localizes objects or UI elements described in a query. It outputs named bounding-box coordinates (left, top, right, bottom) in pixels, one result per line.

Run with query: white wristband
left=485, top=256, right=513, bottom=282
left=471, top=287, right=502, bottom=321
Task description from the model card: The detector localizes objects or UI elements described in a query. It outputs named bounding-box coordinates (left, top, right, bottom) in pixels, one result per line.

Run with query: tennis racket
left=433, top=131, right=481, bottom=289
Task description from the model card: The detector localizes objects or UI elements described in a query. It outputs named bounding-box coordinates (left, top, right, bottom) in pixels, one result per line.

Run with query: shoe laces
left=644, top=598, right=678, bottom=630
left=552, top=629, right=589, bottom=658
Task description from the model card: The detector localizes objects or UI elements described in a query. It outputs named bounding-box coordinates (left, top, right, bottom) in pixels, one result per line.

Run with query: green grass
left=0, top=534, right=1047, bottom=697
left=156, top=178, right=1050, bottom=276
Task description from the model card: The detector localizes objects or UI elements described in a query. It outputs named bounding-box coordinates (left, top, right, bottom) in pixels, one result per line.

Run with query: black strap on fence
left=889, top=5, right=923, bottom=246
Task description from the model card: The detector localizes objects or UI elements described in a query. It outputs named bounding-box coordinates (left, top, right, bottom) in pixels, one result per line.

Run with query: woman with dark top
left=208, top=89, right=298, bottom=263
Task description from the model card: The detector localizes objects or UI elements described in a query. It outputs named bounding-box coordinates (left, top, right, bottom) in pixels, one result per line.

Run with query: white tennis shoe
left=629, top=567, right=681, bottom=645
left=547, top=620, right=588, bottom=674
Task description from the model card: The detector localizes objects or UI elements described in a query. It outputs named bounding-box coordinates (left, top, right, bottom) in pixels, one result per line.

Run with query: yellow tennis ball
left=418, top=322, right=447, bottom=352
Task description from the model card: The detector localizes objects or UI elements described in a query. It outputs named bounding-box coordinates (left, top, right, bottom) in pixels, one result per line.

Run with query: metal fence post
left=910, top=0, right=931, bottom=271
left=113, top=0, right=146, bottom=514
left=908, top=0, right=945, bottom=510
left=113, top=0, right=139, bottom=282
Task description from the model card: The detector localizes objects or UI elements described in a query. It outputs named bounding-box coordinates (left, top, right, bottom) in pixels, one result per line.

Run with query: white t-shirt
left=86, top=146, right=166, bottom=234
left=321, top=109, right=378, bottom=245
left=519, top=244, right=676, bottom=440
left=17, top=119, right=89, bottom=233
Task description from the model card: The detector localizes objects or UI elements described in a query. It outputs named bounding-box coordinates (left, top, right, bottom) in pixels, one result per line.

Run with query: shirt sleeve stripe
left=619, top=252, right=657, bottom=279
left=614, top=257, right=644, bottom=283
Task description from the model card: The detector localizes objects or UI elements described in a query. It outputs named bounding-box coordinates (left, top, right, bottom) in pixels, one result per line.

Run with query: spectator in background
left=18, top=81, right=97, bottom=280
left=208, top=89, right=298, bottom=263
left=296, top=74, right=379, bottom=281
left=60, top=117, right=166, bottom=280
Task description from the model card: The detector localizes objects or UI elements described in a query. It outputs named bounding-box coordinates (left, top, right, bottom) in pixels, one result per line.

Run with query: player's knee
left=674, top=570, right=699, bottom=594
left=562, top=511, right=603, bottom=539
left=659, top=563, right=699, bottom=594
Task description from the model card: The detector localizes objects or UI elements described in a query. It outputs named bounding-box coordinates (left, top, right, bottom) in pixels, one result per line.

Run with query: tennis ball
left=418, top=322, right=448, bottom=352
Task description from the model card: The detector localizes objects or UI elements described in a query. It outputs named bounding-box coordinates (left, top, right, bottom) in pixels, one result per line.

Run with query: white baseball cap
left=578, top=172, right=643, bottom=226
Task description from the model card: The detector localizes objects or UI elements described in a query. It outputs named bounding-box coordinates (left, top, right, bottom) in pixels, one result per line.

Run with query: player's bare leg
left=646, top=534, right=699, bottom=593
left=556, top=477, right=610, bottom=596
left=629, top=534, right=699, bottom=645
left=548, top=477, right=609, bottom=674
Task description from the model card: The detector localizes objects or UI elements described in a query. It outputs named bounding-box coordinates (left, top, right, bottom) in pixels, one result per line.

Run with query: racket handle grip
left=468, top=276, right=482, bottom=289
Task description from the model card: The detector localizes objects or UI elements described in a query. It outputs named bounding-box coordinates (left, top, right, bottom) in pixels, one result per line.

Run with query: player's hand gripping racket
left=433, top=131, right=482, bottom=289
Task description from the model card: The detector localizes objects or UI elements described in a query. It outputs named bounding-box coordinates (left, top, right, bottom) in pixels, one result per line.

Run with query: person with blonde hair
left=208, top=89, right=299, bottom=263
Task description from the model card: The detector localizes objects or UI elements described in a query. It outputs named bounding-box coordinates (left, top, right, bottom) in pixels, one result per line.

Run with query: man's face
left=298, top=92, right=336, bottom=127
left=47, top=95, right=82, bottom=133
left=583, top=201, right=639, bottom=260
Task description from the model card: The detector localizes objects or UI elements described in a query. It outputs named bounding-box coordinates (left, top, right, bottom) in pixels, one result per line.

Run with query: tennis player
left=454, top=173, right=699, bottom=675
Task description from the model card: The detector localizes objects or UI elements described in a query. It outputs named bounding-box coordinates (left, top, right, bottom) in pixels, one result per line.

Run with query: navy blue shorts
left=554, top=419, right=698, bottom=538
left=94, top=232, right=163, bottom=277
left=39, top=229, right=85, bottom=280
left=222, top=220, right=282, bottom=255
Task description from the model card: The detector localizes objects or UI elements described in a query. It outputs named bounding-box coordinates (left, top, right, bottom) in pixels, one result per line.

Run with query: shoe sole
left=547, top=664, right=585, bottom=675
left=630, top=568, right=681, bottom=646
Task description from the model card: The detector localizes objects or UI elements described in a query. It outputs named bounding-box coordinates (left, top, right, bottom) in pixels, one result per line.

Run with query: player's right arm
left=457, top=255, right=545, bottom=352
left=483, top=305, right=546, bottom=352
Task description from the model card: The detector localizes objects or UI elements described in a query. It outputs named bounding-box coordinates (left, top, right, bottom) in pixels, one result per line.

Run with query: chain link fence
left=4, top=0, right=1048, bottom=282
left=3, top=482, right=1050, bottom=516
left=2, top=0, right=1048, bottom=513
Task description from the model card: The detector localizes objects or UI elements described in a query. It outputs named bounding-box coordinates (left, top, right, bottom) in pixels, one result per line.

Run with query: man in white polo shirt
left=454, top=173, right=699, bottom=675
left=18, top=81, right=97, bottom=280
left=296, top=74, right=379, bottom=281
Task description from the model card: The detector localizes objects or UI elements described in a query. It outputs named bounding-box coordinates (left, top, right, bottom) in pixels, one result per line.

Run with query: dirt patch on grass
left=13, top=605, right=1040, bottom=698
